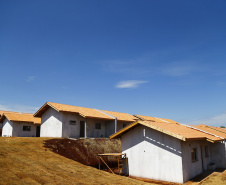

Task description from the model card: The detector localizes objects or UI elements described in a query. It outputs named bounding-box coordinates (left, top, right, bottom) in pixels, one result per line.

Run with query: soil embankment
left=44, top=138, right=121, bottom=168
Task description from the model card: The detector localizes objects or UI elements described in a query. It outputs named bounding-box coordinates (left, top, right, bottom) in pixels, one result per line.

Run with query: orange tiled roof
left=110, top=120, right=223, bottom=142
left=34, top=102, right=115, bottom=120
left=0, top=110, right=20, bottom=117
left=192, top=125, right=226, bottom=139
left=100, top=110, right=137, bottom=122
left=0, top=112, right=41, bottom=124
left=134, top=114, right=178, bottom=124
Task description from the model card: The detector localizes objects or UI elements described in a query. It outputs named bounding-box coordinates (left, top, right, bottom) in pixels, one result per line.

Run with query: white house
left=0, top=110, right=18, bottom=129
left=34, top=102, right=137, bottom=138
left=110, top=120, right=225, bottom=183
left=192, top=124, right=226, bottom=169
left=0, top=112, right=41, bottom=137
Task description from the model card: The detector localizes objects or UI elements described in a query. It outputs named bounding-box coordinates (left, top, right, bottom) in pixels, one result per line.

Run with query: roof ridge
left=183, top=124, right=224, bottom=140
left=95, top=109, right=116, bottom=119
left=102, top=109, right=132, bottom=115
left=154, top=117, right=171, bottom=123
left=48, top=102, right=97, bottom=110
left=206, top=125, right=226, bottom=135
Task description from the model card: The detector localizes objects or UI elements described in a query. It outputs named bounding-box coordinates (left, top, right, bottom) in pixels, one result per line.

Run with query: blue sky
left=1, top=0, right=226, bottom=126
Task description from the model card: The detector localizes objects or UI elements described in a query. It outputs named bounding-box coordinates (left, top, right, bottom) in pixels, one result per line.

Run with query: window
left=205, top=146, right=209, bottom=158
left=23, top=126, right=31, bottom=131
left=191, top=148, right=198, bottom=162
left=95, top=123, right=101, bottom=129
left=69, top=120, right=76, bottom=125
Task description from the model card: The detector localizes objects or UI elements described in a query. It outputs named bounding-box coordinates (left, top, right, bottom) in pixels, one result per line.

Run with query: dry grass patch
left=0, top=137, right=150, bottom=185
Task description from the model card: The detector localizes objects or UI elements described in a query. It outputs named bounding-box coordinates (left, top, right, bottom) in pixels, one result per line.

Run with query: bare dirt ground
left=44, top=138, right=121, bottom=169
left=0, top=137, right=225, bottom=185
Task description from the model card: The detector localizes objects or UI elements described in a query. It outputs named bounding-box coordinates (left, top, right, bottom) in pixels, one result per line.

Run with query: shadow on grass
left=189, top=168, right=225, bottom=182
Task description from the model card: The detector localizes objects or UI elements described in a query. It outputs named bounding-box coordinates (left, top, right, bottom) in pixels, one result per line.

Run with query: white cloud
left=189, top=113, right=226, bottom=127
left=0, top=104, right=39, bottom=113
left=27, top=76, right=35, bottom=82
left=115, top=80, right=148, bottom=89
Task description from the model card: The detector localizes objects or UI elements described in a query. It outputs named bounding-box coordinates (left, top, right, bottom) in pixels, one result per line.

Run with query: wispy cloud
left=100, top=56, right=152, bottom=77
left=162, top=62, right=198, bottom=77
left=189, top=113, right=226, bottom=127
left=115, top=80, right=148, bottom=89
left=0, top=104, right=39, bottom=113
left=27, top=76, right=35, bottom=82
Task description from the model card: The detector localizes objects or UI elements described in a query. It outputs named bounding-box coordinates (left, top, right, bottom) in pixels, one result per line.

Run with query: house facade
left=0, top=112, right=41, bottom=137
left=192, top=125, right=226, bottom=169
left=110, top=120, right=224, bottom=183
left=34, top=102, right=137, bottom=138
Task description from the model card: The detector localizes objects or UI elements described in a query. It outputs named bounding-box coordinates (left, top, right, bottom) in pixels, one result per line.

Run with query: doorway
left=80, top=121, right=85, bottom=137
left=36, top=126, right=40, bottom=137
left=200, top=146, right=204, bottom=171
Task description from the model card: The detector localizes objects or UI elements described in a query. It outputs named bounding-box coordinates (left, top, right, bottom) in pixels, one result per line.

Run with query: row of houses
left=0, top=102, right=175, bottom=138
left=0, top=102, right=226, bottom=183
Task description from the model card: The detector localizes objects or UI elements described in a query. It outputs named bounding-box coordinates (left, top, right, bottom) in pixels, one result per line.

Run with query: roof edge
left=34, top=102, right=59, bottom=117
left=110, top=120, right=186, bottom=141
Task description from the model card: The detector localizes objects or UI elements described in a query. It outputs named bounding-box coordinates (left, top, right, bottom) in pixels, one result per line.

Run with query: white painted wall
left=41, top=108, right=115, bottom=138
left=209, top=140, right=226, bottom=168
left=105, top=120, right=115, bottom=137
left=40, top=108, right=63, bottom=137
left=181, top=141, right=211, bottom=182
left=2, top=119, right=37, bottom=137
left=62, top=112, right=84, bottom=138
left=122, top=125, right=184, bottom=183
left=2, top=118, right=13, bottom=137
left=87, top=119, right=106, bottom=138
left=12, top=121, right=37, bottom=137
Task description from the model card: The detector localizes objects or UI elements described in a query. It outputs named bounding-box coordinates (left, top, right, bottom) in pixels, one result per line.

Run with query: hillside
left=0, top=137, right=150, bottom=185
left=0, top=137, right=225, bottom=185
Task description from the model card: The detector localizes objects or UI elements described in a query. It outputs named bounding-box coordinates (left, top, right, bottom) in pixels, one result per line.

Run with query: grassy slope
left=0, top=137, right=150, bottom=185
left=0, top=137, right=225, bottom=185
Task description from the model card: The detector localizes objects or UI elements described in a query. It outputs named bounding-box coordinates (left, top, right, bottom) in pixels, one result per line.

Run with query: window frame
left=69, top=120, right=76, bottom=125
left=191, top=148, right=198, bottom=162
left=95, top=123, right=101, bottom=130
left=23, top=126, right=31, bottom=131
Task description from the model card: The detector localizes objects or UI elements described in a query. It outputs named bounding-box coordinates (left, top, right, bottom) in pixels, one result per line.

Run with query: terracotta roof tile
left=0, top=112, right=41, bottom=124
left=111, top=120, right=222, bottom=142
left=0, top=110, right=20, bottom=117
left=134, top=114, right=178, bottom=124
left=100, top=110, right=137, bottom=122
left=192, top=125, right=226, bottom=139
left=47, top=102, right=114, bottom=120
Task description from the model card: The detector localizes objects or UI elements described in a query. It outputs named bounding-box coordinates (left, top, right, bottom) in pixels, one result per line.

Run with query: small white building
left=192, top=124, right=226, bottom=169
left=110, top=120, right=225, bottom=184
left=0, top=112, right=41, bottom=137
left=0, top=110, right=18, bottom=129
left=34, top=102, right=137, bottom=138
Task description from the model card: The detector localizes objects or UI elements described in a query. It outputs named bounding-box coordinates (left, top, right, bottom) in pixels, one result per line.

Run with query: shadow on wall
left=122, top=125, right=182, bottom=157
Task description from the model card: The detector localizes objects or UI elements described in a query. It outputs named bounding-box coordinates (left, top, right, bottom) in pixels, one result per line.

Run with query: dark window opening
left=191, top=148, right=198, bottom=162
left=23, top=126, right=31, bottom=131
left=95, top=123, right=101, bottom=129
left=69, top=120, right=76, bottom=125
